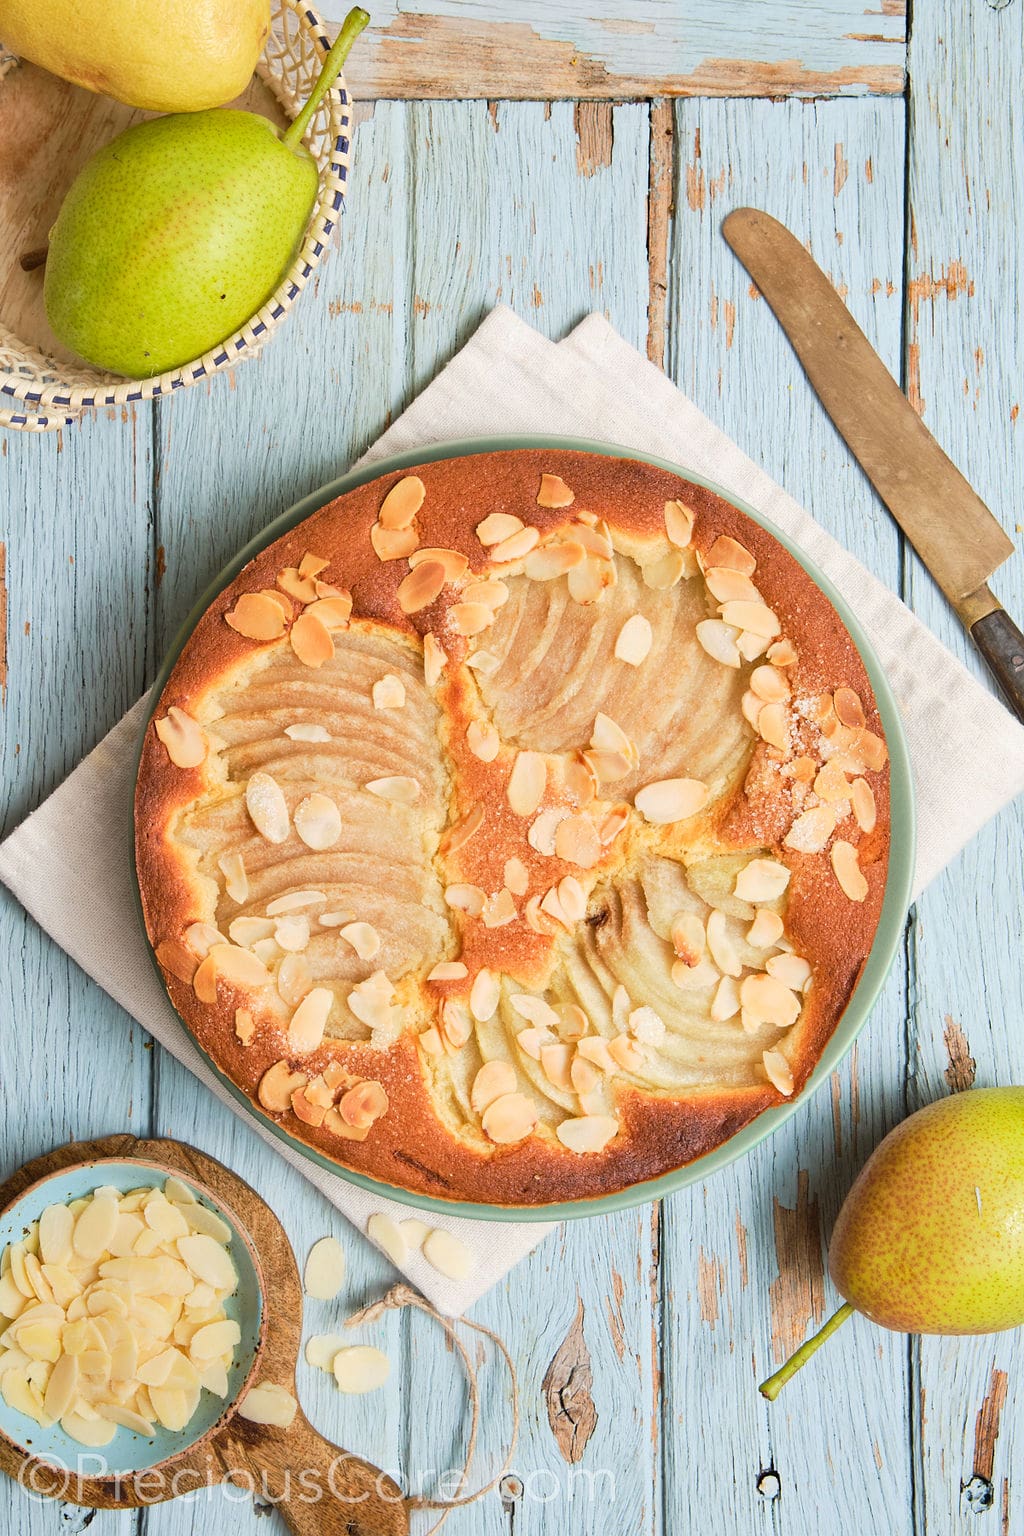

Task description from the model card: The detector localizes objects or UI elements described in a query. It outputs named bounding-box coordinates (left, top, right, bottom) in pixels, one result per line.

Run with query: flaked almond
left=762, top=1047, right=795, bottom=1096
left=556, top=1116, right=617, bottom=1154
left=757, top=702, right=789, bottom=752
left=278, top=567, right=318, bottom=602
left=267, top=890, right=326, bottom=915
left=469, top=968, right=500, bottom=1022
left=246, top=772, right=290, bottom=843
left=509, top=993, right=560, bottom=1028
left=642, top=550, right=685, bottom=590
left=157, top=939, right=198, bottom=984
left=696, top=619, right=742, bottom=668
left=489, top=526, right=541, bottom=563
left=287, top=988, right=333, bottom=1052
left=419, top=1025, right=444, bottom=1057
left=441, top=1000, right=473, bottom=1048
left=539, top=886, right=570, bottom=929
left=285, top=722, right=330, bottom=743
left=238, top=1382, right=299, bottom=1427
left=422, top=1229, right=474, bottom=1281
left=234, top=1008, right=255, bottom=1046
left=635, top=777, right=709, bottom=825
left=217, top=851, right=248, bottom=905
left=225, top=592, right=287, bottom=641
left=444, top=883, right=486, bottom=916
left=711, top=975, right=740, bottom=1022
left=814, top=760, right=853, bottom=804
left=741, top=689, right=764, bottom=730
left=831, top=839, right=869, bottom=901
left=767, top=953, right=812, bottom=990
left=230, top=916, right=272, bottom=948
left=465, top=649, right=500, bottom=675
left=555, top=814, right=602, bottom=869
left=482, top=1093, right=538, bottom=1144
left=852, top=728, right=888, bottom=772
left=185, top=921, right=224, bottom=957
left=291, top=793, right=341, bottom=851
left=591, top=712, right=635, bottom=761
left=304, top=594, right=353, bottom=630
left=258, top=1061, right=308, bottom=1114
left=706, top=911, right=742, bottom=978
left=378, top=475, right=425, bottom=530
left=366, top=1215, right=407, bottom=1269
left=372, top=674, right=406, bottom=710
left=481, top=888, right=517, bottom=927
left=573, top=520, right=613, bottom=559
left=671, top=911, right=706, bottom=967
left=704, top=566, right=760, bottom=604
left=476, top=512, right=524, bottom=546
left=567, top=556, right=613, bottom=605
left=614, top=613, right=653, bottom=665
left=665, top=499, right=695, bottom=548
left=507, top=751, right=546, bottom=817
left=411, top=547, right=469, bottom=579
left=155, top=707, right=207, bottom=770
left=427, top=960, right=469, bottom=982
left=570, top=1054, right=601, bottom=1097
left=537, top=474, right=574, bottom=508
left=672, top=955, right=720, bottom=990
left=347, top=974, right=396, bottom=1034
left=522, top=896, right=550, bottom=936
left=750, top=664, right=791, bottom=703
left=768, top=638, right=799, bottom=667
left=339, top=1081, right=389, bottom=1129
left=463, top=579, right=509, bottom=609
left=339, top=922, right=381, bottom=961
left=524, top=542, right=586, bottom=580
left=450, top=602, right=495, bottom=637
left=541, top=1042, right=574, bottom=1090
left=833, top=687, right=866, bottom=729
left=365, top=775, right=419, bottom=804
left=784, top=804, right=837, bottom=854
left=851, top=777, right=877, bottom=833
left=737, top=629, right=771, bottom=662
left=298, top=553, right=330, bottom=579
left=582, top=748, right=630, bottom=784
left=423, top=632, right=446, bottom=687
left=528, top=806, right=569, bottom=856
left=322, top=1107, right=369, bottom=1142
left=445, top=803, right=485, bottom=854
left=735, top=857, right=790, bottom=903
left=191, top=954, right=217, bottom=1003
left=397, top=560, right=445, bottom=614
left=261, top=587, right=295, bottom=621
left=599, top=806, right=629, bottom=846
left=608, top=1033, right=645, bottom=1072
left=291, top=1085, right=327, bottom=1126
left=290, top=612, right=334, bottom=668
left=274, top=915, right=310, bottom=952
left=278, top=953, right=313, bottom=1007
left=740, top=973, right=801, bottom=1028
left=471, top=1061, right=517, bottom=1114
left=748, top=910, right=785, bottom=948
left=705, top=535, right=756, bottom=575
left=720, top=600, right=779, bottom=639
left=557, top=875, right=587, bottom=924
left=371, top=523, right=419, bottom=561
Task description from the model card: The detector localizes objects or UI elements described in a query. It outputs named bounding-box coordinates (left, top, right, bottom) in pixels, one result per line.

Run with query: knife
left=722, top=206, right=1024, bottom=726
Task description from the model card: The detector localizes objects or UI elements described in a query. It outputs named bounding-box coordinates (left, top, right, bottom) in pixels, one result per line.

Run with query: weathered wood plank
left=661, top=94, right=913, bottom=1532
left=904, top=0, right=1024, bottom=1528
left=317, top=0, right=906, bottom=101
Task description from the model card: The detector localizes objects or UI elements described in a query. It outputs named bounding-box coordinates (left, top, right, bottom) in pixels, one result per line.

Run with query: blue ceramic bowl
left=0, top=1159, right=265, bottom=1473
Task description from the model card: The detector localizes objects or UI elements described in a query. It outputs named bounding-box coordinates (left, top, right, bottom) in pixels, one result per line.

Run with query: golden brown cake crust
left=135, top=448, right=892, bottom=1207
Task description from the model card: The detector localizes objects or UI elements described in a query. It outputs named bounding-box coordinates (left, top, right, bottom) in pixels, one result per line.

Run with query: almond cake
left=135, top=449, right=892, bottom=1206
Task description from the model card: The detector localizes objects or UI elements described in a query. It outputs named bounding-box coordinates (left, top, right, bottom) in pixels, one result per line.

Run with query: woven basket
left=0, top=0, right=350, bottom=432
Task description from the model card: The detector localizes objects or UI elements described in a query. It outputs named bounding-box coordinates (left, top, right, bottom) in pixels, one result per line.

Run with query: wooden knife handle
left=971, top=607, right=1024, bottom=726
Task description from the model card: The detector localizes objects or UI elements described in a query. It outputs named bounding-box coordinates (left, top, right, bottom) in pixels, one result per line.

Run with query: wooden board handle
left=971, top=606, right=1024, bottom=726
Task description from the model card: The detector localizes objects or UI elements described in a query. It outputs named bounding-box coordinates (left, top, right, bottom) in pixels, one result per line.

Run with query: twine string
left=346, top=1283, right=519, bottom=1534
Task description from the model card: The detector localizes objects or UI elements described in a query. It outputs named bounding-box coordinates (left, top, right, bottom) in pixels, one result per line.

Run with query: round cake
left=135, top=448, right=892, bottom=1206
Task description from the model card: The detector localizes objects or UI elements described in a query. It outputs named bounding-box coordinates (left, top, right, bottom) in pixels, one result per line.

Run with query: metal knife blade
left=722, top=206, right=1024, bottom=724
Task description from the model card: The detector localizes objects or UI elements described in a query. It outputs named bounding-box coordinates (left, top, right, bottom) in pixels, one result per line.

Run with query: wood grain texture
left=314, top=0, right=907, bottom=100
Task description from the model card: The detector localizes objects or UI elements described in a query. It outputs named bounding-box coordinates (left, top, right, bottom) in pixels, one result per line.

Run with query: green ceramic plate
left=134, top=437, right=915, bottom=1222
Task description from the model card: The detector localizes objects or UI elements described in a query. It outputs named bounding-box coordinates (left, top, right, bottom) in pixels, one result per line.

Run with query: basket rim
left=0, top=0, right=349, bottom=428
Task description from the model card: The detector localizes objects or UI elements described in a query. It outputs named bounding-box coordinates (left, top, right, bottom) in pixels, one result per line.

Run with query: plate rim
left=132, top=434, right=916, bottom=1222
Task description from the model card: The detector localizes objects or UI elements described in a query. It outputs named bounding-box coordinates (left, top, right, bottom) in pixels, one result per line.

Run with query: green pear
left=42, top=8, right=369, bottom=379
left=760, top=1087, right=1024, bottom=1400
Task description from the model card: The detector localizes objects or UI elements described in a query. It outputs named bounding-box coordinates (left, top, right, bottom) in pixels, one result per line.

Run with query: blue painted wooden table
left=2, top=2, right=1022, bottom=1531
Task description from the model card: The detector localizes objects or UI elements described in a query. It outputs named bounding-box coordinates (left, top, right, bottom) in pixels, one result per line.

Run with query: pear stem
left=758, top=1302, right=855, bottom=1401
left=281, top=7, right=370, bottom=151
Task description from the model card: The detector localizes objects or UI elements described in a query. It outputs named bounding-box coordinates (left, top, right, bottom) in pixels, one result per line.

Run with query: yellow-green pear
left=760, top=1087, right=1024, bottom=1399
left=0, top=0, right=271, bottom=112
left=42, top=9, right=369, bottom=379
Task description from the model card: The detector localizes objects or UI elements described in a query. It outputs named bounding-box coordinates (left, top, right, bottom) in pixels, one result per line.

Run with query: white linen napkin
left=3, top=308, right=1024, bottom=1316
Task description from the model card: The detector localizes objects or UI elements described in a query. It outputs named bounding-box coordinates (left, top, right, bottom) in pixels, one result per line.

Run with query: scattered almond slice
left=154, top=707, right=207, bottom=770
left=635, top=778, right=709, bottom=825
left=851, top=778, right=877, bottom=833
left=450, top=602, right=496, bottom=637
left=695, top=619, right=742, bottom=668
left=664, top=499, right=695, bottom=548
left=757, top=701, right=789, bottom=751
left=628, top=1006, right=666, bottom=1046
left=831, top=839, right=869, bottom=901
left=470, top=968, right=500, bottom=1022
left=643, top=550, right=685, bottom=590
left=482, top=889, right=517, bottom=927
left=428, top=960, right=468, bottom=983
left=339, top=922, right=381, bottom=961
left=476, top=512, right=524, bottom=545
left=503, top=857, right=529, bottom=896
left=614, top=614, right=653, bottom=665
left=524, top=542, right=586, bottom=580
left=259, top=1061, right=308, bottom=1113
left=372, top=674, right=406, bottom=710
left=224, top=592, right=287, bottom=641
left=671, top=912, right=706, bottom=967
left=444, top=883, right=486, bottom=916
left=463, top=578, right=509, bottom=609
left=556, top=1116, right=618, bottom=1154
left=411, top=547, right=470, bottom=579
left=554, top=814, right=602, bottom=869
left=278, top=567, right=318, bottom=603
left=557, top=876, right=587, bottom=924
left=422, top=1229, right=474, bottom=1281
left=397, top=560, right=446, bottom=614
left=294, top=793, right=342, bottom=851
left=747, top=910, right=785, bottom=948
left=290, top=611, right=334, bottom=668
left=704, top=567, right=760, bottom=604
left=371, top=523, right=419, bottom=561
left=509, top=993, right=560, bottom=1028
left=507, top=751, right=547, bottom=816
left=537, top=474, right=575, bottom=508
left=245, top=772, right=290, bottom=844
left=471, top=1061, right=518, bottom=1114
left=441, top=1001, right=472, bottom=1048
left=289, top=987, right=333, bottom=1052
left=305, top=1334, right=347, bottom=1372
left=367, top=1214, right=408, bottom=1268
left=218, top=851, right=248, bottom=904
left=750, top=664, right=791, bottom=703
left=740, top=973, right=801, bottom=1028
left=767, top=953, right=812, bottom=991
left=400, top=1218, right=430, bottom=1251
left=482, top=1093, right=538, bottom=1144
left=445, top=805, right=485, bottom=854
left=784, top=804, right=837, bottom=854
left=423, top=632, right=447, bottom=686
left=705, top=535, right=756, bottom=575
left=267, top=890, right=326, bottom=915
left=735, top=857, right=791, bottom=903
left=365, top=775, right=420, bottom=804
left=541, top=1042, right=575, bottom=1090
left=304, top=594, right=352, bottom=630
left=303, top=1236, right=345, bottom=1301
left=706, top=911, right=742, bottom=978
left=720, top=600, right=779, bottom=639
left=711, top=975, right=741, bottom=1022
left=234, top=1008, right=255, bottom=1046
left=378, top=475, right=425, bottom=530
left=489, top=526, right=541, bottom=563
left=736, top=629, right=771, bottom=662
left=762, top=1047, right=795, bottom=1096
left=238, top=1381, right=298, bottom=1427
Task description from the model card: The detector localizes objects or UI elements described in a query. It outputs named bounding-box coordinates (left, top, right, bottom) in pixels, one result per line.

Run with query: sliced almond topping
left=833, top=687, right=866, bottom=729
left=372, top=673, right=406, bottom=710
left=734, top=858, right=791, bottom=903
left=573, top=521, right=614, bottom=559
left=627, top=1006, right=665, bottom=1046
left=303, top=1235, right=345, bottom=1300
left=234, top=1008, right=255, bottom=1046
left=238, top=1382, right=299, bottom=1427
left=643, top=550, right=686, bottom=590
left=481, top=888, right=517, bottom=928
left=423, top=632, right=447, bottom=687
left=528, top=806, right=569, bottom=855
left=469, top=968, right=500, bottom=1022
left=556, top=1116, right=617, bottom=1154
left=557, top=875, right=587, bottom=924
left=471, top=1061, right=517, bottom=1114
left=613, top=615, right=654, bottom=671
left=635, top=777, right=710, bottom=825
left=290, top=612, right=334, bottom=668
left=422, top=1230, right=474, bottom=1281
left=720, top=600, right=780, bottom=639
left=278, top=953, right=313, bottom=1007
left=371, top=523, right=419, bottom=562
left=570, top=1054, right=601, bottom=1097
left=258, top=1061, right=308, bottom=1114
left=427, top=960, right=469, bottom=982
left=599, top=806, right=629, bottom=845
left=608, top=1034, right=645, bottom=1072
left=267, top=890, right=326, bottom=915
left=851, top=777, right=877, bottom=833
left=224, top=592, right=287, bottom=642
left=365, top=775, right=419, bottom=804
left=509, top=993, right=560, bottom=1028
left=419, top=1025, right=444, bottom=1057
left=378, top=475, right=425, bottom=530
left=672, top=955, right=720, bottom=991
left=156, top=939, right=198, bottom=984
left=260, top=587, right=295, bottom=621
left=304, top=594, right=353, bottom=630
left=347, top=974, right=397, bottom=1035
left=476, top=512, right=524, bottom=546
left=854, top=728, right=888, bottom=772
left=767, top=953, right=812, bottom=990
left=747, top=909, right=785, bottom=948
left=489, top=526, right=541, bottom=563
left=286, top=987, right=332, bottom=1052
left=567, top=556, right=613, bottom=605
left=322, top=1106, right=369, bottom=1142
left=750, top=664, right=791, bottom=703
left=814, top=760, right=853, bottom=803
left=397, top=560, right=445, bottom=614
left=278, top=567, right=318, bottom=602
left=831, top=839, right=869, bottom=901
left=711, top=975, right=741, bottom=1022
left=762, top=1047, right=795, bottom=1096
left=438, top=1000, right=471, bottom=1049
left=465, top=648, right=501, bottom=675
left=737, top=629, right=771, bottom=662
left=339, top=1081, right=389, bottom=1129
left=706, top=911, right=742, bottom=978
left=757, top=702, right=789, bottom=752
left=741, top=973, right=801, bottom=1027
left=191, top=953, right=218, bottom=1003
left=784, top=803, right=838, bottom=854
left=245, top=772, right=290, bottom=843
left=555, top=814, right=603, bottom=870
left=185, top=921, right=224, bottom=957
left=482, top=1093, right=538, bottom=1144
left=537, top=474, right=575, bottom=508
left=741, top=689, right=764, bottom=730
left=291, top=1085, right=327, bottom=1126
left=445, top=803, right=485, bottom=854
left=298, top=553, right=330, bottom=580
left=444, top=883, right=486, bottom=916
left=591, top=712, right=635, bottom=761
left=292, top=792, right=341, bottom=852
left=154, top=707, right=207, bottom=770
left=463, top=578, right=509, bottom=609
left=285, top=722, right=330, bottom=743
left=314, top=579, right=346, bottom=600
left=539, top=886, right=570, bottom=929
left=274, top=914, right=310, bottom=952
left=450, top=602, right=496, bottom=637
left=665, top=499, right=695, bottom=548
left=705, top=535, right=756, bottom=575
left=503, top=857, right=529, bottom=896
left=507, top=751, right=547, bottom=816
left=696, top=619, right=742, bottom=668
left=524, top=542, right=586, bottom=580
left=366, top=1214, right=407, bottom=1269
left=704, top=567, right=760, bottom=604
left=671, top=911, right=706, bottom=967
left=339, top=922, right=381, bottom=961
left=411, top=547, right=470, bottom=579
left=581, top=749, right=630, bottom=785
left=541, top=1042, right=574, bottom=1090
left=768, top=638, right=799, bottom=667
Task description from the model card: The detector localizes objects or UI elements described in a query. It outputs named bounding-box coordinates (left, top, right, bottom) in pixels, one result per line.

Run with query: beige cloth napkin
left=3, top=308, right=1024, bottom=1315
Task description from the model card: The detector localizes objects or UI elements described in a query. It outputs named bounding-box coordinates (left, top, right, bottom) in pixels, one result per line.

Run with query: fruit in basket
left=41, top=7, right=370, bottom=379
left=0, top=0, right=272, bottom=112
left=759, top=1087, right=1024, bottom=1399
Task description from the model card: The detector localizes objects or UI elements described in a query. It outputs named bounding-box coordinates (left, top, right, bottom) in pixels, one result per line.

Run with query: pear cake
left=135, top=449, right=891, bottom=1206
